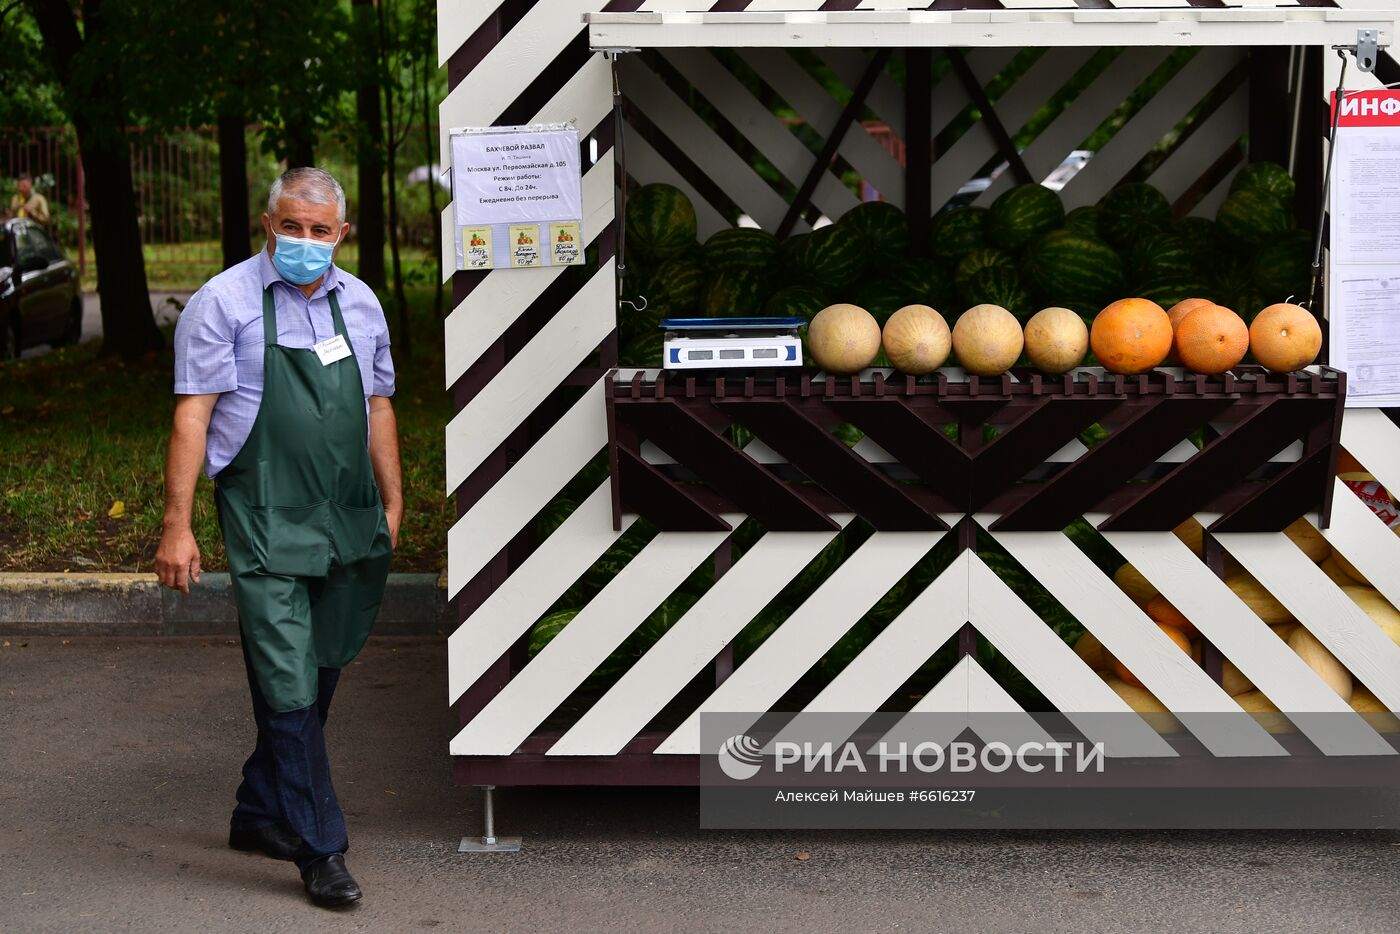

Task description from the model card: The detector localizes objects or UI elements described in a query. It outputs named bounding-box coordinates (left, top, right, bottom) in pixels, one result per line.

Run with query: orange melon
left=1111, top=623, right=1195, bottom=688
left=1165, top=298, right=1217, bottom=364
left=1091, top=298, right=1173, bottom=375
left=1023, top=306, right=1089, bottom=374
left=1249, top=302, right=1322, bottom=373
left=1175, top=304, right=1249, bottom=375
left=1143, top=595, right=1198, bottom=640
left=951, top=304, right=1023, bottom=377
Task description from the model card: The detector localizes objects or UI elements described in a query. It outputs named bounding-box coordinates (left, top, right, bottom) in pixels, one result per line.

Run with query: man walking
left=7, top=173, right=50, bottom=226
left=156, top=166, right=401, bottom=908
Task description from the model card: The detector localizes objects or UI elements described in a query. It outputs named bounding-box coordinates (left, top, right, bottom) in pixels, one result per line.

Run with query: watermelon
left=832, top=423, right=864, bottom=447
left=987, top=184, right=1066, bottom=252
left=702, top=227, right=779, bottom=272
left=1216, top=189, right=1292, bottom=247
left=930, top=206, right=989, bottom=262
left=528, top=609, right=578, bottom=658
left=1125, top=230, right=1194, bottom=288
left=1063, top=517, right=1125, bottom=577
left=978, top=638, right=1051, bottom=710
left=1249, top=230, right=1314, bottom=303
left=652, top=256, right=705, bottom=312
left=885, top=258, right=958, bottom=312
left=619, top=328, right=664, bottom=367
left=1173, top=216, right=1229, bottom=276
left=762, top=285, right=829, bottom=319
left=778, top=233, right=811, bottom=282
left=838, top=201, right=910, bottom=266
left=818, top=619, right=875, bottom=677
left=852, top=280, right=911, bottom=324
left=734, top=604, right=791, bottom=664
left=786, top=224, right=868, bottom=290
left=1230, top=162, right=1296, bottom=208
left=627, top=592, right=700, bottom=655
left=1097, top=183, right=1172, bottom=249
left=534, top=496, right=578, bottom=543
left=958, top=266, right=1031, bottom=320
left=1065, top=205, right=1101, bottom=237
left=703, top=267, right=772, bottom=315
left=790, top=533, right=847, bottom=597
left=1021, top=229, right=1125, bottom=310
left=626, top=183, right=698, bottom=261
left=954, top=247, right=1016, bottom=290
left=1209, top=254, right=1267, bottom=317
left=1137, top=278, right=1212, bottom=312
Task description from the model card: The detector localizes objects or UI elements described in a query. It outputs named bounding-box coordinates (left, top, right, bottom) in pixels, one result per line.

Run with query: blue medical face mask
left=271, top=231, right=338, bottom=285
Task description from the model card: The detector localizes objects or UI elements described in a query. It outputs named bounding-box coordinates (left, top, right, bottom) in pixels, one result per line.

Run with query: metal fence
left=1, top=124, right=443, bottom=283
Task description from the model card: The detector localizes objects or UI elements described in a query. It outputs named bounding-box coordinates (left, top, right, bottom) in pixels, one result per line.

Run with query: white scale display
left=659, top=317, right=805, bottom=371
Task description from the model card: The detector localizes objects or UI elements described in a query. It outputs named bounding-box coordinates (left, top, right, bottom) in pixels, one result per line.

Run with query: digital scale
left=660, top=316, right=805, bottom=370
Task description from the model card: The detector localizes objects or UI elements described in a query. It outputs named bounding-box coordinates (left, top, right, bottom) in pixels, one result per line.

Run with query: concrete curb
left=0, top=572, right=450, bottom=637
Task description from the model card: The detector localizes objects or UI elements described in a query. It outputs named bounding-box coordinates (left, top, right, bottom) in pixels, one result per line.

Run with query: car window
left=14, top=225, right=42, bottom=270
left=27, top=224, right=63, bottom=264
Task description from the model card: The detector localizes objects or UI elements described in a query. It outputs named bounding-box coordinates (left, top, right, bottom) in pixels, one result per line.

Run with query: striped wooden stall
left=439, top=2, right=1400, bottom=790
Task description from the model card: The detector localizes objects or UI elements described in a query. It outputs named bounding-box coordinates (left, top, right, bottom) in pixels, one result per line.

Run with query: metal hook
left=619, top=295, right=648, bottom=313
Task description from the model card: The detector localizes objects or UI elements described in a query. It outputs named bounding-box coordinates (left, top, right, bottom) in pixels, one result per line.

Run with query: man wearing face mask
left=156, top=167, right=400, bottom=909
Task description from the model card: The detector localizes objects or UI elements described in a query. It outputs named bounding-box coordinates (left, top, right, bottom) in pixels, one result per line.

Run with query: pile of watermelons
left=614, top=161, right=1312, bottom=366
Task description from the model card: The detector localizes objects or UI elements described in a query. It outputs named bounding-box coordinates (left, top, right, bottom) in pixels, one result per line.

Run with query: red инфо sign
left=1332, top=90, right=1400, bottom=128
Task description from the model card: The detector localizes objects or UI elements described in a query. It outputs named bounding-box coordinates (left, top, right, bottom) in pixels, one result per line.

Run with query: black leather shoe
left=228, top=823, right=303, bottom=861
left=302, top=854, right=362, bottom=908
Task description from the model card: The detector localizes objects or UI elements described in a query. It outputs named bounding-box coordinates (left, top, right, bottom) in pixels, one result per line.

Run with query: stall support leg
left=459, top=785, right=522, bottom=853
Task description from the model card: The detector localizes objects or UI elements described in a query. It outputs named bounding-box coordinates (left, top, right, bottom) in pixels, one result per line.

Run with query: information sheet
left=450, top=123, right=584, bottom=271
left=1329, top=90, right=1400, bottom=406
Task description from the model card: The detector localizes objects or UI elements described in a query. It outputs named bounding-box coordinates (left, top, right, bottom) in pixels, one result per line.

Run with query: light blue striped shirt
left=173, top=249, right=396, bottom=477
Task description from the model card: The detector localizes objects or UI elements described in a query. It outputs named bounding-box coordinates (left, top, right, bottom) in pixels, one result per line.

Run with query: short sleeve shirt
left=173, top=249, right=396, bottom=477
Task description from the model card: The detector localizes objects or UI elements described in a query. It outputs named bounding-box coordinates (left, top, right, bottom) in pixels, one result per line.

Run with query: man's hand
left=158, top=393, right=217, bottom=593
left=385, top=504, right=402, bottom=550
left=155, top=525, right=202, bottom=594
left=368, top=395, right=403, bottom=553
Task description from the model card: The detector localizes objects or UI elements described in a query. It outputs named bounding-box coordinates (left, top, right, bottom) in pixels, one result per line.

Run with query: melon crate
left=439, top=2, right=1400, bottom=810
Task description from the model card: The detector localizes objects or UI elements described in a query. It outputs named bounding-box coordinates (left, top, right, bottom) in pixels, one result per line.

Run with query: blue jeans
left=231, top=640, right=347, bottom=871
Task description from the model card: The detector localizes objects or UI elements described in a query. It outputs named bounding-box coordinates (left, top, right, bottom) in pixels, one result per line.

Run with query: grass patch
left=0, top=286, right=452, bottom=573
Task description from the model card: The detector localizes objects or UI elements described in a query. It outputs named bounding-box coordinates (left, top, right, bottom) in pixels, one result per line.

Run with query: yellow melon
left=1331, top=548, right=1369, bottom=585
left=1319, top=555, right=1355, bottom=588
left=1102, top=676, right=1179, bottom=733
left=1222, top=659, right=1254, bottom=696
left=808, top=303, right=882, bottom=374
left=1282, top=517, right=1330, bottom=563
left=1340, top=585, right=1400, bottom=647
left=1113, top=563, right=1159, bottom=605
left=1287, top=628, right=1352, bottom=701
left=951, top=304, right=1023, bottom=376
left=1233, top=690, right=1296, bottom=733
left=1022, top=306, right=1088, bottom=374
left=881, top=304, right=951, bottom=375
left=1173, top=517, right=1205, bottom=557
left=1073, top=630, right=1109, bottom=671
left=1271, top=622, right=1300, bottom=642
left=1350, top=688, right=1400, bottom=733
left=1225, top=573, right=1292, bottom=624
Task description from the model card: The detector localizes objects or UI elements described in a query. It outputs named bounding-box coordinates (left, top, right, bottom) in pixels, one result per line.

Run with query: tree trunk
left=217, top=113, right=251, bottom=269
left=28, top=0, right=161, bottom=359
left=379, top=0, right=410, bottom=359
left=285, top=120, right=315, bottom=168
left=354, top=0, right=386, bottom=291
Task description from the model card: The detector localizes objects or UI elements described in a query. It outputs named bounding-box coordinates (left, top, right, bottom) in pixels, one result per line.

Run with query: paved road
left=19, top=291, right=191, bottom=359
left=2, top=636, right=1398, bottom=933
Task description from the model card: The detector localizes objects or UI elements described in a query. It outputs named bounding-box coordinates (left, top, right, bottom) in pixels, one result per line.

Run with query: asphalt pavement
left=2, top=636, right=1398, bottom=934
left=18, top=292, right=190, bottom=359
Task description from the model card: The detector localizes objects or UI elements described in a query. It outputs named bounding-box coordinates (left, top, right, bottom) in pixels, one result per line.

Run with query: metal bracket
left=598, top=47, right=640, bottom=57
left=1332, top=29, right=1387, bottom=74
left=458, top=785, right=522, bottom=853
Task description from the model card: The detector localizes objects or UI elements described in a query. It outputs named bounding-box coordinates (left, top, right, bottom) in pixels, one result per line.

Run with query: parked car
left=0, top=217, right=82, bottom=359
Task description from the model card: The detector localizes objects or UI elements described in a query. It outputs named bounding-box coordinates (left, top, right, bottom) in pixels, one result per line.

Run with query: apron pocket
left=328, top=500, right=389, bottom=568
left=250, top=501, right=333, bottom=577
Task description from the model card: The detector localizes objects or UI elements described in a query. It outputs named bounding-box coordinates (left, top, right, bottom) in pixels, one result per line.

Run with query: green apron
left=215, top=286, right=392, bottom=712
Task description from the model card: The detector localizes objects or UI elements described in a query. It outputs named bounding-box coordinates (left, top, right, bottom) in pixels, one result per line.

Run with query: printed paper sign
left=461, top=225, right=494, bottom=270
left=450, top=123, right=583, bottom=271
left=509, top=224, right=542, bottom=268
left=1329, top=90, right=1400, bottom=406
left=550, top=222, right=583, bottom=266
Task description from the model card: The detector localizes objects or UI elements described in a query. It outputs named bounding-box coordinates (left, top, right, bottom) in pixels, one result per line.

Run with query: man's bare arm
left=368, top=395, right=403, bottom=549
left=155, top=394, right=217, bottom=593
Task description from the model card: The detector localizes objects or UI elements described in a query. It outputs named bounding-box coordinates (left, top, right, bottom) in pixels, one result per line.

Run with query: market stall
left=437, top=2, right=1400, bottom=819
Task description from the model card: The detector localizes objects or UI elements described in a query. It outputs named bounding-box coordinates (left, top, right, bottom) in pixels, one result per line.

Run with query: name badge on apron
left=313, top=334, right=352, bottom=366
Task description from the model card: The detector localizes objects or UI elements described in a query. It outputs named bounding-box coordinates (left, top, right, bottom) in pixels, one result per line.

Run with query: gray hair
left=268, top=167, right=346, bottom=224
